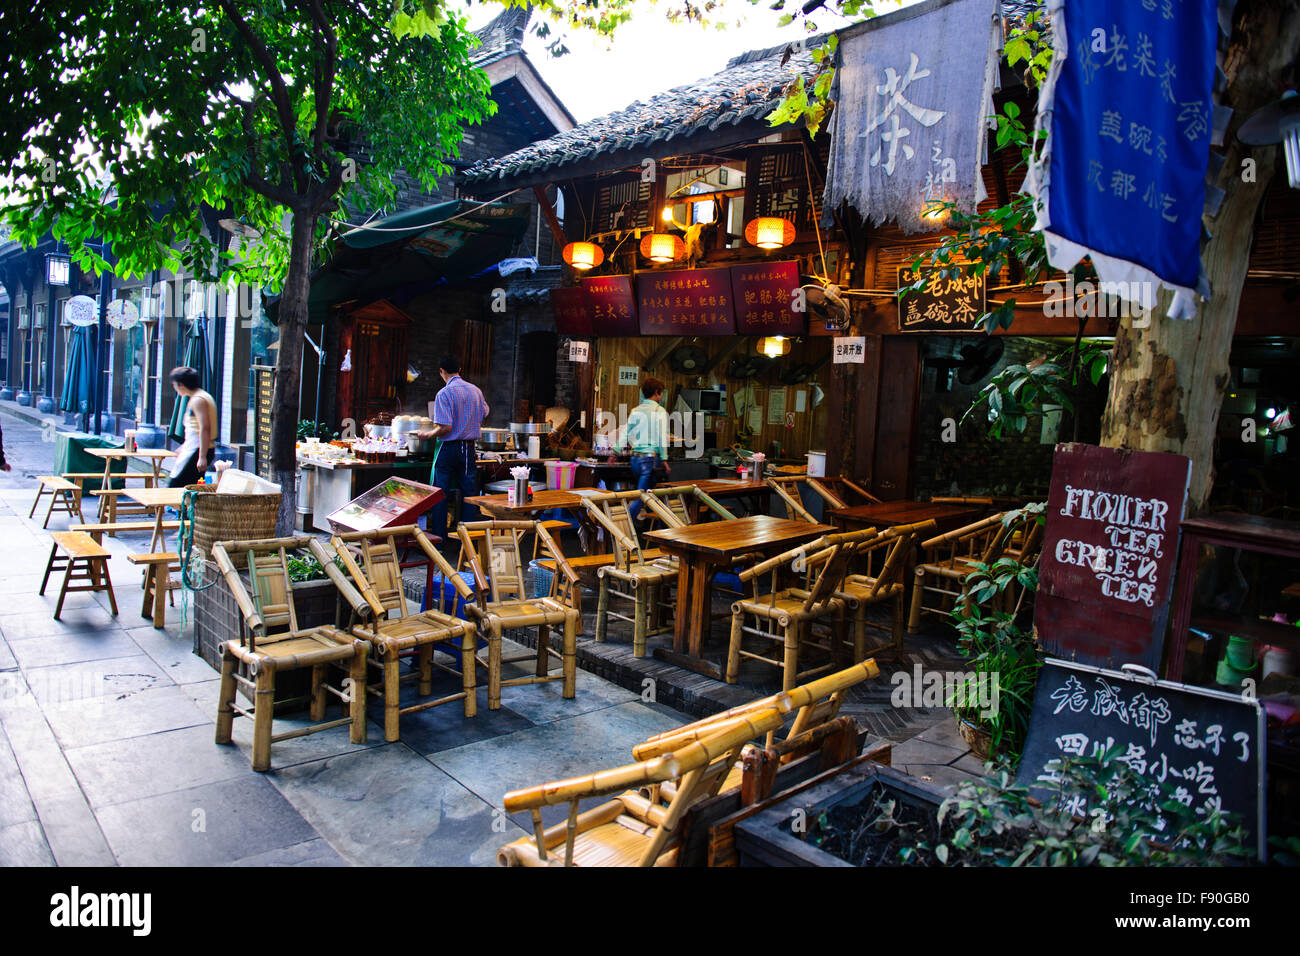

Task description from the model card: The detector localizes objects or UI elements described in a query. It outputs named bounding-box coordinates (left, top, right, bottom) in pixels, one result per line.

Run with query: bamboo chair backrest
left=765, top=476, right=818, bottom=523
left=582, top=492, right=650, bottom=569
left=1001, top=507, right=1045, bottom=564
left=248, top=546, right=298, bottom=637
left=645, top=486, right=736, bottom=527
left=331, top=525, right=470, bottom=624
left=846, top=519, right=934, bottom=598
left=919, top=513, right=1008, bottom=566
left=458, top=520, right=532, bottom=605
left=819, top=476, right=883, bottom=506
left=504, top=707, right=785, bottom=866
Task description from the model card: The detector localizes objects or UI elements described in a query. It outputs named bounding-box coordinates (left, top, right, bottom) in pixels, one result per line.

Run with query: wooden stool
left=29, top=476, right=85, bottom=528
left=128, top=552, right=178, bottom=627
left=41, top=531, right=117, bottom=619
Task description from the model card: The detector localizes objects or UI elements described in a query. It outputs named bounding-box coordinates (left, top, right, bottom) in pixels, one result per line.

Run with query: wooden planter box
left=192, top=562, right=344, bottom=706
left=734, top=762, right=949, bottom=867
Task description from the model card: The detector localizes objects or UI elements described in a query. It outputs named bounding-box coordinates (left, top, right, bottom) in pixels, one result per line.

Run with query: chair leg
left=853, top=603, right=867, bottom=662
left=633, top=581, right=647, bottom=659
left=562, top=611, right=577, bottom=700
left=40, top=542, right=59, bottom=595
left=725, top=609, right=744, bottom=684
left=782, top=621, right=801, bottom=692
left=140, top=565, right=155, bottom=620
left=151, top=567, right=167, bottom=627
left=907, top=568, right=926, bottom=634
left=349, top=649, right=368, bottom=744
left=43, top=489, right=59, bottom=529
left=461, top=632, right=477, bottom=718
left=417, top=645, right=433, bottom=696
left=28, top=487, right=43, bottom=519
left=251, top=667, right=275, bottom=772
left=594, top=575, right=610, bottom=643
left=536, top=624, right=550, bottom=677
left=100, top=560, right=117, bottom=616
left=488, top=627, right=502, bottom=711
left=891, top=592, right=906, bottom=653
left=54, top=557, right=76, bottom=620
left=383, top=657, right=400, bottom=742
left=215, top=649, right=237, bottom=745
left=309, top=664, right=327, bottom=722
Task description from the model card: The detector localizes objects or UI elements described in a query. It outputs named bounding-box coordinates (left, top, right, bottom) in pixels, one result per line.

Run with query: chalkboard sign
left=1016, top=659, right=1266, bottom=858
left=897, top=266, right=986, bottom=332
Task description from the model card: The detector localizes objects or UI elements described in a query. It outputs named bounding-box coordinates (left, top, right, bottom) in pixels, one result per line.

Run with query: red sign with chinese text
left=551, top=286, right=592, bottom=336
left=636, top=267, right=736, bottom=335
left=582, top=275, right=639, bottom=336
left=731, top=260, right=806, bottom=336
left=1035, top=443, right=1191, bottom=673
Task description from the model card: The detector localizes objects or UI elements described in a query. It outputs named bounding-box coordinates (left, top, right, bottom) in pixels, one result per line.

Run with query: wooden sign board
left=731, top=261, right=806, bottom=336
left=637, top=267, right=735, bottom=335
left=582, top=275, right=639, bottom=336
left=897, top=266, right=986, bottom=332
left=1016, top=659, right=1266, bottom=858
left=1036, top=443, right=1191, bottom=672
left=551, top=286, right=592, bottom=336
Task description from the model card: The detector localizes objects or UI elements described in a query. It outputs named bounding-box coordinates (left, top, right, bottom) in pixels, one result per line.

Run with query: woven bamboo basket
left=185, top=484, right=281, bottom=567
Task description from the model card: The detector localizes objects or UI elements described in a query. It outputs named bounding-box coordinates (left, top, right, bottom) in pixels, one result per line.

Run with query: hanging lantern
left=639, top=233, right=685, bottom=264
left=562, top=241, right=604, bottom=271
left=45, top=252, right=72, bottom=286
left=744, top=216, right=796, bottom=250
left=760, top=336, right=791, bottom=358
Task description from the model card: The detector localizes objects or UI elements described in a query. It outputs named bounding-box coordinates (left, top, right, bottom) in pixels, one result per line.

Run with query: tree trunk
left=270, top=208, right=317, bottom=535
left=1100, top=0, right=1299, bottom=513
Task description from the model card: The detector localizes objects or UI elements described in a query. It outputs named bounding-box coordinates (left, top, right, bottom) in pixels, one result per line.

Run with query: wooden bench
left=128, top=552, right=179, bottom=627
left=70, top=520, right=181, bottom=542
left=29, top=476, right=86, bottom=528
left=41, top=531, right=117, bottom=619
left=90, top=488, right=156, bottom=523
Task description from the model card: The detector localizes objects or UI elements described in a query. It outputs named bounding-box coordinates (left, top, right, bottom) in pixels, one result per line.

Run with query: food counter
left=298, top=454, right=434, bottom=533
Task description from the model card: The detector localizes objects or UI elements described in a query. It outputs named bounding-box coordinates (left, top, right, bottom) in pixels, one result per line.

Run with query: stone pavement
left=0, top=408, right=982, bottom=867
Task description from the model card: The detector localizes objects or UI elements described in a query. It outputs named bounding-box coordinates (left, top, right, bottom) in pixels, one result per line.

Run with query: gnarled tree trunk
left=271, top=208, right=317, bottom=535
left=1101, top=0, right=1299, bottom=513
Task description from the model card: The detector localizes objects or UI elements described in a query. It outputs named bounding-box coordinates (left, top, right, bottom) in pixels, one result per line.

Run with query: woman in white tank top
left=167, top=366, right=217, bottom=487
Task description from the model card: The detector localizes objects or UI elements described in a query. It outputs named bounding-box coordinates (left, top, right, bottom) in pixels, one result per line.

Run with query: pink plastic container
left=546, top=460, right=579, bottom=490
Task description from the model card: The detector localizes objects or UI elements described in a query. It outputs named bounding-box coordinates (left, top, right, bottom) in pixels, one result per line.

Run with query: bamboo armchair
left=581, top=491, right=678, bottom=658
left=832, top=519, right=937, bottom=659
left=458, top=520, right=580, bottom=710
left=213, top=536, right=371, bottom=773
left=642, top=485, right=736, bottom=528
left=906, top=512, right=1020, bottom=633
left=329, top=525, right=478, bottom=741
left=724, top=533, right=857, bottom=690
left=497, top=706, right=786, bottom=867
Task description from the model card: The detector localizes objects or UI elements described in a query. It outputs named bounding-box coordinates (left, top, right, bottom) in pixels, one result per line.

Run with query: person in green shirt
left=626, top=376, right=670, bottom=523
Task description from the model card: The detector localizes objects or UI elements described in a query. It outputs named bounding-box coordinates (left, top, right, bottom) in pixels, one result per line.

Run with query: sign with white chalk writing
left=1017, top=659, right=1266, bottom=859
left=1036, top=443, right=1190, bottom=672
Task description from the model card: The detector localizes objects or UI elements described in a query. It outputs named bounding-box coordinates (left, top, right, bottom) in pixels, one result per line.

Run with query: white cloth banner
left=823, top=0, right=1002, bottom=234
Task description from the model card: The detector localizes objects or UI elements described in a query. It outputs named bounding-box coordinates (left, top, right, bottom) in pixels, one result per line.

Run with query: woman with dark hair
left=167, top=366, right=217, bottom=487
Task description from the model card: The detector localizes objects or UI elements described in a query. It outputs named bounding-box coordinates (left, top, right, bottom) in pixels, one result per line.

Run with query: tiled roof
left=472, top=4, right=531, bottom=68
left=461, top=37, right=819, bottom=186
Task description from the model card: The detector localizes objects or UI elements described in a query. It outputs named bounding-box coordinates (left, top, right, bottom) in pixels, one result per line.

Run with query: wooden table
left=644, top=515, right=834, bottom=664
left=122, top=487, right=186, bottom=552
left=656, top=477, right=773, bottom=520
left=85, top=448, right=176, bottom=521
left=830, top=500, right=984, bottom=533
left=464, top=487, right=608, bottom=552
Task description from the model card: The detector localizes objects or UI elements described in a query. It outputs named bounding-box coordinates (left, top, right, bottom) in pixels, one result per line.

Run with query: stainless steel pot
left=406, top=433, right=434, bottom=456
left=364, top=423, right=392, bottom=440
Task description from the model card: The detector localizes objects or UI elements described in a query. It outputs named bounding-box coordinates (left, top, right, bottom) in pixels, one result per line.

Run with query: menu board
left=253, top=365, right=275, bottom=481
left=731, top=261, right=806, bottom=336
left=897, top=266, right=987, bottom=332
left=1036, top=443, right=1190, bottom=672
left=325, top=476, right=444, bottom=533
left=551, top=286, right=592, bottom=336
left=1016, top=659, right=1265, bottom=858
left=636, top=267, right=735, bottom=335
left=582, top=275, right=639, bottom=336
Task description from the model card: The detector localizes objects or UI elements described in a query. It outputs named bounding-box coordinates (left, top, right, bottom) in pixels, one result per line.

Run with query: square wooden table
left=123, top=487, right=186, bottom=552
left=85, top=448, right=176, bottom=521
left=643, top=515, right=834, bottom=661
left=464, top=487, right=607, bottom=552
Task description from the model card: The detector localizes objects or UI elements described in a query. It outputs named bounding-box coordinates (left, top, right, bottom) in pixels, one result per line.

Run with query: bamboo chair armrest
left=460, top=519, right=534, bottom=533
left=740, top=535, right=834, bottom=583
left=329, top=536, right=388, bottom=619
left=692, top=488, right=735, bottom=520
left=212, top=542, right=265, bottom=636
left=503, top=754, right=683, bottom=812
left=309, top=539, right=372, bottom=619
left=637, top=492, right=682, bottom=528
left=839, top=478, right=882, bottom=504
left=806, top=478, right=848, bottom=510
left=456, top=526, right=491, bottom=595
left=536, top=524, right=579, bottom=585
left=580, top=499, right=638, bottom=555
left=411, top=528, right=474, bottom=600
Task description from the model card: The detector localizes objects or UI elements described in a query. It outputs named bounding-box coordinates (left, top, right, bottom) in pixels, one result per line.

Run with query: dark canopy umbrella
left=168, top=316, right=212, bottom=442
left=263, top=199, right=532, bottom=325
left=60, top=325, right=94, bottom=414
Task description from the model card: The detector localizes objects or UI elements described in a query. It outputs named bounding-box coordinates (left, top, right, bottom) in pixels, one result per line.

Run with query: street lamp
left=45, top=251, right=71, bottom=286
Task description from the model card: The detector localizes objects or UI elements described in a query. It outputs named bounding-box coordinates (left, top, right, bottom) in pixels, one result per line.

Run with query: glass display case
left=324, top=475, right=443, bottom=533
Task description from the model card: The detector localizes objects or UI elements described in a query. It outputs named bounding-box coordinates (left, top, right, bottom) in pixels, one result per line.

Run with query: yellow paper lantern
left=744, top=216, right=796, bottom=250
left=562, top=241, right=604, bottom=271
left=639, top=233, right=685, bottom=264
left=760, top=335, right=791, bottom=358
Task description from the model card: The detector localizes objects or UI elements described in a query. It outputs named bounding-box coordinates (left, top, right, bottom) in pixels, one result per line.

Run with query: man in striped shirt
left=414, top=354, right=489, bottom=544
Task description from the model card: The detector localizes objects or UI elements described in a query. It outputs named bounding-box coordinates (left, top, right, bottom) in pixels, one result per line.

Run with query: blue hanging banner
left=1025, top=0, right=1218, bottom=318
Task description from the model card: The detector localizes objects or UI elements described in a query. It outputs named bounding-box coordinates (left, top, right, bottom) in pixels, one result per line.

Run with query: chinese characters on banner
left=897, top=266, right=987, bottom=331
left=636, top=267, right=736, bottom=335
left=1016, top=660, right=1264, bottom=856
left=1025, top=0, right=1217, bottom=315
left=1035, top=443, right=1190, bottom=672
left=551, top=286, right=592, bottom=336
left=730, top=261, right=807, bottom=336
left=582, top=275, right=640, bottom=335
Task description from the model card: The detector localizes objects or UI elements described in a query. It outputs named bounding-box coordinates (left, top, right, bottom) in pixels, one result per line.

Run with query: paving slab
left=890, top=737, right=968, bottom=768
left=0, top=820, right=56, bottom=866
left=23, top=654, right=171, bottom=706
left=41, top=683, right=210, bottom=750
left=228, top=837, right=348, bottom=867
left=125, top=627, right=220, bottom=685
left=7, top=628, right=143, bottom=671
left=269, top=743, right=523, bottom=867
left=0, top=606, right=122, bottom=641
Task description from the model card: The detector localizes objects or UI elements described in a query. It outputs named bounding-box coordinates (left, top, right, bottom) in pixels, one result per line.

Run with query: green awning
left=265, top=199, right=532, bottom=325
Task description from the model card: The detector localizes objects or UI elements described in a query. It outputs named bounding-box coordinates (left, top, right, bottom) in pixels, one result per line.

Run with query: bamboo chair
left=930, top=496, right=996, bottom=510
left=497, top=706, right=786, bottom=867
left=581, top=491, right=678, bottom=658
left=329, top=525, right=478, bottom=742
left=213, top=536, right=371, bottom=773
left=817, top=476, right=883, bottom=506
left=724, top=534, right=856, bottom=690
left=458, top=519, right=580, bottom=710
left=642, top=485, right=736, bottom=529
left=634, top=661, right=880, bottom=796
left=833, top=519, right=937, bottom=659
left=905, top=512, right=1015, bottom=633
left=766, top=474, right=860, bottom=523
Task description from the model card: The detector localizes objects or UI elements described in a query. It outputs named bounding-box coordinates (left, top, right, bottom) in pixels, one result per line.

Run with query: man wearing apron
left=167, top=366, right=218, bottom=487
left=413, top=354, right=489, bottom=546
